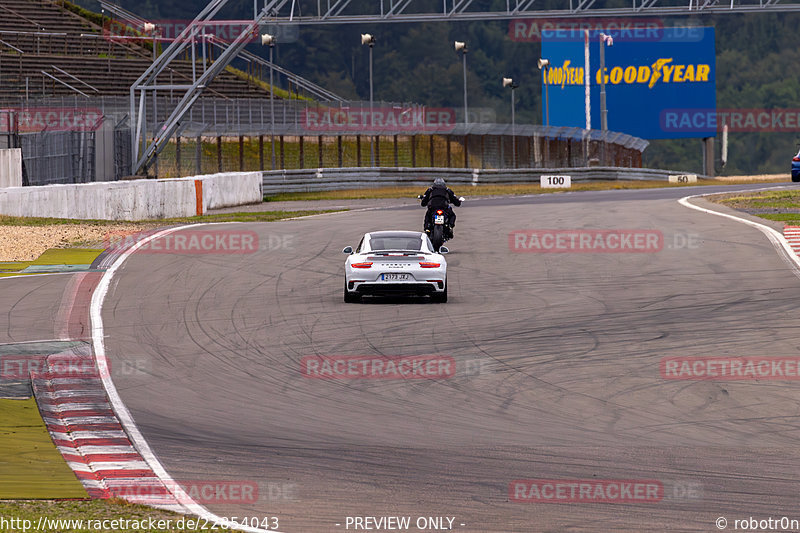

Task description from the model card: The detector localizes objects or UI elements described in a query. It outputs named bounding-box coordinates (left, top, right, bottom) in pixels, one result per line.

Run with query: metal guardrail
left=0, top=38, right=24, bottom=54
left=40, top=70, right=90, bottom=97
left=51, top=66, right=100, bottom=94
left=261, top=167, right=694, bottom=195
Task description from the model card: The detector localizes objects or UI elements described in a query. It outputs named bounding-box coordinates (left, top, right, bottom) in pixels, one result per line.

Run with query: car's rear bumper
left=348, top=280, right=445, bottom=295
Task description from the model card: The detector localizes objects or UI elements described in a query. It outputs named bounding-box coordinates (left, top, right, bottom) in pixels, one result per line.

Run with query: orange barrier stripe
left=194, top=179, right=203, bottom=216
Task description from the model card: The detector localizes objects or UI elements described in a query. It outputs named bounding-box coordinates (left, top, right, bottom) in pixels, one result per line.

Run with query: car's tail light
left=419, top=262, right=441, bottom=268
left=793, top=156, right=800, bottom=162
left=351, top=262, right=373, bottom=268
left=436, top=210, right=443, bottom=215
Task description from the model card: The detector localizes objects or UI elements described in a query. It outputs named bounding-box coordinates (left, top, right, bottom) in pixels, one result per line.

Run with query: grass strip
left=0, top=399, right=87, bottom=499
left=29, top=249, right=104, bottom=266
left=710, top=190, right=800, bottom=225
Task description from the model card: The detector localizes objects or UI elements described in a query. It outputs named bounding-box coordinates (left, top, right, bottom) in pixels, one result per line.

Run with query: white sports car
left=342, top=231, right=449, bottom=303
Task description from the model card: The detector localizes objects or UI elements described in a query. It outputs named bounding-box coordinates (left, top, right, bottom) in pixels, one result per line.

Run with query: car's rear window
left=368, top=236, right=422, bottom=251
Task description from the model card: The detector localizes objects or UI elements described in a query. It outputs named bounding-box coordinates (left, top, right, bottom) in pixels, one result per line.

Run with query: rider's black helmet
left=434, top=178, right=446, bottom=187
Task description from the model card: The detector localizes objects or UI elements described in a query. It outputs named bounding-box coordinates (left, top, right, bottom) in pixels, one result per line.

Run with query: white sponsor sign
left=668, top=174, right=697, bottom=183
left=540, top=175, right=572, bottom=188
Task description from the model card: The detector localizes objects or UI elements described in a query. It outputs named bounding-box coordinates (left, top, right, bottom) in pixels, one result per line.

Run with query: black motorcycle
left=418, top=195, right=464, bottom=252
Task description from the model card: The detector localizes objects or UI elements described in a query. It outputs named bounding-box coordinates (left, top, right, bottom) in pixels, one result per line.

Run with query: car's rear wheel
left=344, top=281, right=361, bottom=303
left=792, top=172, right=800, bottom=183
left=430, top=279, right=447, bottom=303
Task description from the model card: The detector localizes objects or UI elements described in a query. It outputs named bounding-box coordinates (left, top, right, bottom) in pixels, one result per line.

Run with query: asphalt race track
left=63, top=185, right=800, bottom=531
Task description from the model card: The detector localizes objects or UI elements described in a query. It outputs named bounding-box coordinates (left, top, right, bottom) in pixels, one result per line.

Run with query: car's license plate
left=434, top=215, right=445, bottom=224
left=381, top=273, right=410, bottom=281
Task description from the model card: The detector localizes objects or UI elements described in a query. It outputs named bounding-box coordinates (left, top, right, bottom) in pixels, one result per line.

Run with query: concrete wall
left=179, top=172, right=262, bottom=211
left=0, top=171, right=261, bottom=220
left=0, top=148, right=22, bottom=188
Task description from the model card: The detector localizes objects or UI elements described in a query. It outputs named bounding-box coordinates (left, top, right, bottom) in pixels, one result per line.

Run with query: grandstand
left=0, top=0, right=272, bottom=101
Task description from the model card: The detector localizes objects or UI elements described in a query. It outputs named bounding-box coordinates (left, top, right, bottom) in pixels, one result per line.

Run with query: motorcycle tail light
left=419, top=262, right=440, bottom=268
left=351, top=262, right=373, bottom=268
left=436, top=210, right=443, bottom=215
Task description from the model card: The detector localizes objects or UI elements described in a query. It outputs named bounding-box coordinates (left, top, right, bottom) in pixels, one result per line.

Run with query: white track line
left=679, top=188, right=800, bottom=279
left=90, top=223, right=276, bottom=533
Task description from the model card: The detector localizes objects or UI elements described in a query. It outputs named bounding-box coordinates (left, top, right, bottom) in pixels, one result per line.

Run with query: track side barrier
left=0, top=171, right=261, bottom=220
left=262, top=167, right=704, bottom=195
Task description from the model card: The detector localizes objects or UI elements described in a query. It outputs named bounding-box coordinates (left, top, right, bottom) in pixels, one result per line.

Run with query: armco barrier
left=0, top=171, right=261, bottom=220
left=262, top=167, right=701, bottom=194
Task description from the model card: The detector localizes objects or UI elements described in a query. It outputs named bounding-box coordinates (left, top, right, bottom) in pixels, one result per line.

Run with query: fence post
left=446, top=135, right=451, bottom=168
left=393, top=135, right=398, bottom=167
left=411, top=135, right=416, bottom=167
left=299, top=136, right=304, bottom=169
left=318, top=135, right=323, bottom=168
left=430, top=135, right=435, bottom=167
left=280, top=136, right=285, bottom=168
left=375, top=136, right=380, bottom=167
left=463, top=135, right=468, bottom=168
left=357, top=135, right=361, bottom=167
left=259, top=135, right=264, bottom=171
left=528, top=137, right=533, bottom=168
left=176, top=136, right=181, bottom=177
left=195, top=136, right=201, bottom=175
left=544, top=136, right=550, bottom=166
left=238, top=135, right=244, bottom=171
left=337, top=136, right=343, bottom=167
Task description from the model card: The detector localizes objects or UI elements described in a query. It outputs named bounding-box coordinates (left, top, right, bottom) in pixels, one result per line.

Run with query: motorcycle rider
left=420, top=178, right=461, bottom=238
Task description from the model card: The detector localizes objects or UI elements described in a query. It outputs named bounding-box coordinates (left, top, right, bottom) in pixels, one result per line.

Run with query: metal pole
left=192, top=32, right=196, bottom=82
left=584, top=29, right=590, bottom=131
left=544, top=69, right=549, bottom=127
left=600, top=36, right=608, bottom=131
left=202, top=29, right=207, bottom=74
left=369, top=44, right=374, bottom=166
left=153, top=32, right=158, bottom=177
left=511, top=86, right=516, bottom=168
left=462, top=50, right=468, bottom=125
left=130, top=87, right=136, bottom=163
left=269, top=44, right=276, bottom=170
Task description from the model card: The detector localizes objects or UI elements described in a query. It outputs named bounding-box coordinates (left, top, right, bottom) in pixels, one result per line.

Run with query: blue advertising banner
left=541, top=27, right=716, bottom=139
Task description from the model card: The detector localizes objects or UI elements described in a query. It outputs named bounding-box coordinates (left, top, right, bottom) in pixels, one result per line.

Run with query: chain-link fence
left=2, top=97, right=648, bottom=180
left=146, top=130, right=643, bottom=178
left=0, top=106, right=134, bottom=184
left=19, top=130, right=95, bottom=185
